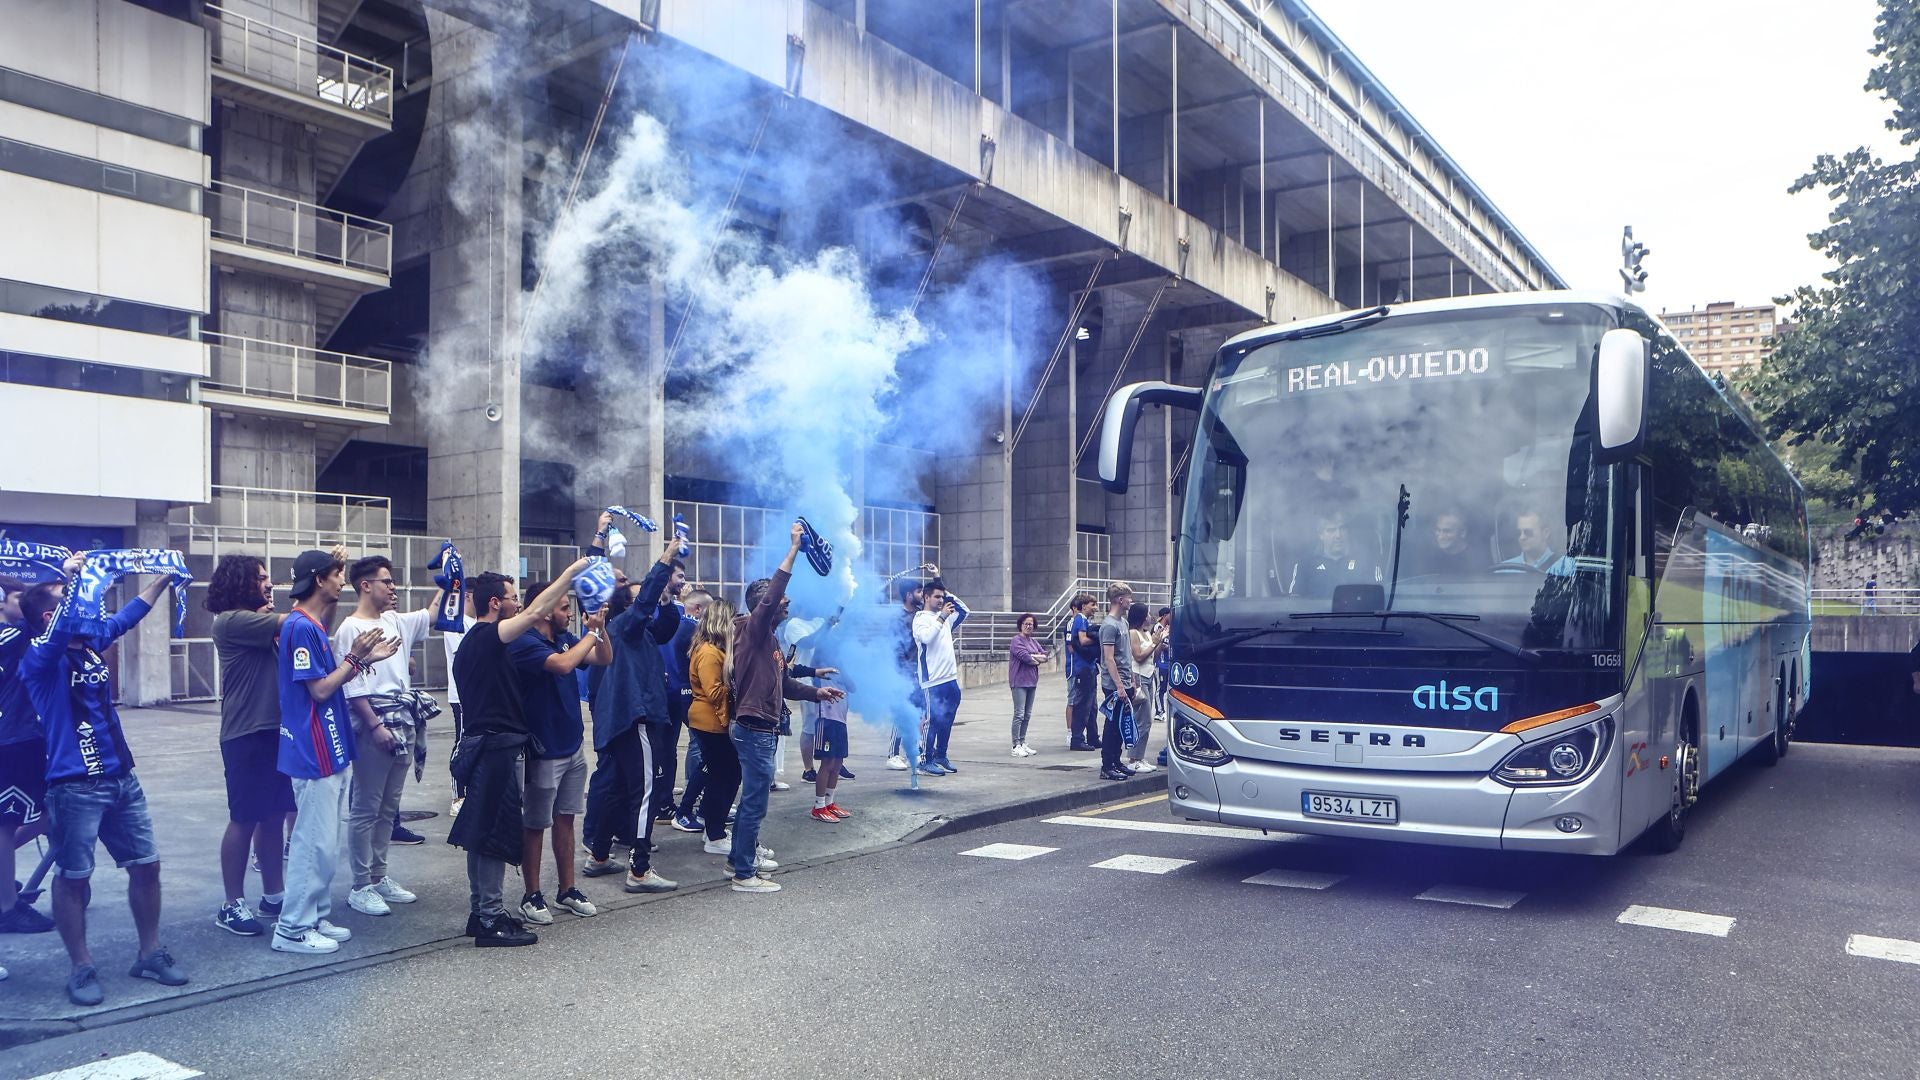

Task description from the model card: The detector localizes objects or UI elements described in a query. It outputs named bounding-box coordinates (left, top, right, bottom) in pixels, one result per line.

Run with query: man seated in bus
left=1409, top=507, right=1480, bottom=577
left=1288, top=511, right=1382, bottom=598
left=1500, top=509, right=1576, bottom=576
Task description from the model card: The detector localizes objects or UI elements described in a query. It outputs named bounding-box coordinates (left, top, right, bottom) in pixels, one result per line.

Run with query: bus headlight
left=1171, top=714, right=1232, bottom=767
left=1493, top=717, right=1612, bottom=787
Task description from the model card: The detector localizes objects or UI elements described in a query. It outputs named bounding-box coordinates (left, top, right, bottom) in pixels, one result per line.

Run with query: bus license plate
left=1302, top=791, right=1398, bottom=824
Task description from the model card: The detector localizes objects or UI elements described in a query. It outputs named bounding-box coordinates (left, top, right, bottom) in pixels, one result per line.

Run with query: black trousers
left=585, top=725, right=653, bottom=870
left=1100, top=694, right=1126, bottom=771
left=694, top=727, right=741, bottom=843
left=653, top=693, right=689, bottom=818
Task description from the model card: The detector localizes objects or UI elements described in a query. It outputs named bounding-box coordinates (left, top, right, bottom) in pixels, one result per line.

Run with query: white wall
left=0, top=312, right=206, bottom=377
left=0, top=0, right=209, bottom=124
left=0, top=384, right=209, bottom=503
left=0, top=173, right=209, bottom=313
left=0, top=101, right=206, bottom=185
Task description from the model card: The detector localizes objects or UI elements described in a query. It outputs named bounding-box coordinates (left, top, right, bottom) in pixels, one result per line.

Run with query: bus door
left=1618, top=463, right=1668, bottom=841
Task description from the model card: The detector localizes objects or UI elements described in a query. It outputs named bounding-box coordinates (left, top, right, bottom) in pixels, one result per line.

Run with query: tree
left=1749, top=0, right=1920, bottom=517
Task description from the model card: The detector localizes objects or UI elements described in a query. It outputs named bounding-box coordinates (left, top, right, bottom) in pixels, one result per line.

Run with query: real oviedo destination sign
left=1276, top=345, right=1495, bottom=397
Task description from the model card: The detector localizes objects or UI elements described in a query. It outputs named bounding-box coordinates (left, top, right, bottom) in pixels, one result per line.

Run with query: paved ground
left=5, top=741, right=1917, bottom=1079
left=0, top=669, right=1160, bottom=1030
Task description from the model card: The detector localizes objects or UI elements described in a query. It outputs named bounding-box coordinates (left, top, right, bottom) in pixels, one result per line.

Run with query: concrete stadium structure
left=0, top=0, right=1563, bottom=702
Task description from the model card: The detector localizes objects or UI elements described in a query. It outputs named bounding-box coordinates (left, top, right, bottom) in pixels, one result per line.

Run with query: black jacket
left=447, top=732, right=530, bottom=865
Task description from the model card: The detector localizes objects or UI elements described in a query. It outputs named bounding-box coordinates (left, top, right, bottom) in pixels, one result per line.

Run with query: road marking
left=1846, top=934, right=1920, bottom=966
left=1043, top=815, right=1300, bottom=842
left=1244, top=869, right=1346, bottom=891
left=1092, top=854, right=1194, bottom=875
left=1079, top=794, right=1167, bottom=817
left=27, top=1052, right=204, bottom=1080
left=1416, top=884, right=1526, bottom=909
left=1617, top=904, right=1736, bottom=937
left=960, top=843, right=1057, bottom=861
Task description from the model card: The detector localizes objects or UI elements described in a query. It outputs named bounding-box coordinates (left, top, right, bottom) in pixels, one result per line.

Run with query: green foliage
left=1749, top=0, right=1920, bottom=516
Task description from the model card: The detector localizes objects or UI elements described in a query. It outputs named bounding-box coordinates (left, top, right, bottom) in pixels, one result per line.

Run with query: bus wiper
left=1270, top=305, right=1390, bottom=343
left=1187, top=620, right=1404, bottom=656
left=1288, top=610, right=1542, bottom=664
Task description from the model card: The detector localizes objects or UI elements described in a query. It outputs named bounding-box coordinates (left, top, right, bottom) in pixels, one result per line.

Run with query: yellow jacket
left=687, top=640, right=731, bottom=734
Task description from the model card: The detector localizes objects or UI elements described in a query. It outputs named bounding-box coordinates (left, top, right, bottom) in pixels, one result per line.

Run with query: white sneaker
left=519, top=892, right=554, bottom=926
left=315, top=919, right=352, bottom=942
left=271, top=928, right=340, bottom=954
left=1020, top=744, right=1038, bottom=756
left=348, top=885, right=391, bottom=917
left=624, top=869, right=679, bottom=894
left=755, top=854, right=780, bottom=870
left=554, top=887, right=599, bottom=916
left=1132, top=761, right=1157, bottom=773
left=449, top=796, right=465, bottom=819
left=730, top=874, right=781, bottom=893
left=702, top=836, right=773, bottom=860
left=770, top=780, right=791, bottom=792
left=886, top=754, right=909, bottom=770
left=1010, top=746, right=1025, bottom=758
left=372, top=877, right=417, bottom=904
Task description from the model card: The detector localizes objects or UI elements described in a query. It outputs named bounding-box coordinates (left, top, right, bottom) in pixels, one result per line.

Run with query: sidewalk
left=0, top=669, right=1165, bottom=1035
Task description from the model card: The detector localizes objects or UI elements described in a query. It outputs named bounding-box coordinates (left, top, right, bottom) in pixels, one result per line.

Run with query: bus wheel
left=1650, top=731, right=1698, bottom=854
left=1758, top=678, right=1792, bottom=767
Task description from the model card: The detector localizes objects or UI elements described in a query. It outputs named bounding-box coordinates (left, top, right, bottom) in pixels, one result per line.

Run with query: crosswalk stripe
left=960, top=843, right=1057, bottom=861
left=1846, top=934, right=1920, bottom=965
left=27, top=1052, right=204, bottom=1080
left=1617, top=904, right=1736, bottom=937
left=1092, top=854, right=1194, bottom=875
left=1416, top=884, right=1526, bottom=909
left=1244, top=869, right=1347, bottom=891
left=1042, top=815, right=1300, bottom=842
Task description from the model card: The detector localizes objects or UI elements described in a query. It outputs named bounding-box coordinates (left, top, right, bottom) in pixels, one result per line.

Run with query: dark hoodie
left=731, top=568, right=826, bottom=724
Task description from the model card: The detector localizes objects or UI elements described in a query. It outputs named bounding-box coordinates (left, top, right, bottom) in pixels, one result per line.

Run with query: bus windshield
left=1179, top=304, right=1620, bottom=657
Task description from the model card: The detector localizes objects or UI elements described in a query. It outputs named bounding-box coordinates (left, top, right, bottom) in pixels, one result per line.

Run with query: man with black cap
left=272, top=549, right=398, bottom=955
left=449, top=556, right=595, bottom=947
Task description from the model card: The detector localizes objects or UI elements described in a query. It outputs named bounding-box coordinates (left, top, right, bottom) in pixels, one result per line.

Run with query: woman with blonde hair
left=688, top=597, right=746, bottom=852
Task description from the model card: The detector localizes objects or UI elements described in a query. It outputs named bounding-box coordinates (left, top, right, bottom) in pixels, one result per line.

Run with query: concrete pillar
left=119, top=502, right=175, bottom=707
left=932, top=276, right=1015, bottom=610
left=415, top=12, right=524, bottom=576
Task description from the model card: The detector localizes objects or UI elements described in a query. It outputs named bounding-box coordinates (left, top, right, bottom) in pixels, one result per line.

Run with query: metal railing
left=958, top=578, right=1172, bottom=657
left=169, top=485, right=392, bottom=552
left=201, top=331, right=392, bottom=414
left=206, top=180, right=392, bottom=276
left=206, top=3, right=394, bottom=120
left=1811, top=588, right=1920, bottom=615
left=1169, top=0, right=1539, bottom=294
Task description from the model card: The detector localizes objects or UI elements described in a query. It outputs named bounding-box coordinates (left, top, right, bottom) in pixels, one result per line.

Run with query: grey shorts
left=522, top=748, right=588, bottom=829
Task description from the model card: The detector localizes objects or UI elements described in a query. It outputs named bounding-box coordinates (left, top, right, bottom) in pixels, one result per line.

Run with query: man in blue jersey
left=18, top=557, right=181, bottom=1006
left=272, top=549, right=398, bottom=956
left=0, top=577, right=55, bottom=935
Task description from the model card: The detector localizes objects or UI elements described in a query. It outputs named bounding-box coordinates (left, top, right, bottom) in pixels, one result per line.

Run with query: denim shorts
left=45, top=772, right=160, bottom=878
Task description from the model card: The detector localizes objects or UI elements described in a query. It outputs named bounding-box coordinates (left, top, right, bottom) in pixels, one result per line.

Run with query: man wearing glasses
left=1502, top=509, right=1576, bottom=576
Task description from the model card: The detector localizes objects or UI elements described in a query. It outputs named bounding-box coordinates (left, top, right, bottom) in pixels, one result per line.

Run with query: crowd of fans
left=0, top=517, right=1161, bottom=1004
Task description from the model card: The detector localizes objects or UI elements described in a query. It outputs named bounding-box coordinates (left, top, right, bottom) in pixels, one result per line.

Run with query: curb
left=907, top=772, right=1166, bottom=842
left=0, top=772, right=1164, bottom=1051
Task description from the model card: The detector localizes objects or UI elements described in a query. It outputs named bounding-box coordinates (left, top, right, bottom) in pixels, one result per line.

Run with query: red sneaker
left=809, top=806, right=840, bottom=823
left=824, top=803, right=852, bottom=820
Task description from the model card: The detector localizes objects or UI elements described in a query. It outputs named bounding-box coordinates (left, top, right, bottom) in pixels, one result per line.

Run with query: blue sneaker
left=918, top=761, right=947, bottom=776
left=937, top=759, right=959, bottom=773
left=671, top=814, right=704, bottom=834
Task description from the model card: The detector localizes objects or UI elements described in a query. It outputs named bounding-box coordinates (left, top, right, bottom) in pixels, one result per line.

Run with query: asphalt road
left=8, top=742, right=1918, bottom=1080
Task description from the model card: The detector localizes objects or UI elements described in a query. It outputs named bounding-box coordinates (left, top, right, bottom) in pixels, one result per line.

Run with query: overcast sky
left=1305, top=0, right=1901, bottom=314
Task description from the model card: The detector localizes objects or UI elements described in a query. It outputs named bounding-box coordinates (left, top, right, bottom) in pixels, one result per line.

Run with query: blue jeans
left=44, top=772, right=159, bottom=878
left=923, top=681, right=961, bottom=764
left=677, top=722, right=707, bottom=819
left=728, top=722, right=779, bottom=880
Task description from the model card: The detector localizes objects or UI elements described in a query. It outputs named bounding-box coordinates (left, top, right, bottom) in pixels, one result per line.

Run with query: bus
left=1097, top=291, right=1810, bottom=854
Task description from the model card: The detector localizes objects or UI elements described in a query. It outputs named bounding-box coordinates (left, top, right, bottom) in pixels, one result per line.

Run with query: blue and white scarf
left=672, top=512, right=690, bottom=557
left=51, top=549, right=192, bottom=639
left=574, top=556, right=617, bottom=614
left=606, top=506, right=658, bottom=533
left=428, top=541, right=465, bottom=633
left=796, top=516, right=832, bottom=577
left=0, top=539, right=72, bottom=585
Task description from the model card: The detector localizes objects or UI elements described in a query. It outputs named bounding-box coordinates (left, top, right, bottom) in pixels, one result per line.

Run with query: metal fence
left=206, top=180, right=393, bottom=276
left=201, top=331, right=392, bottom=413
left=662, top=500, right=939, bottom=607
left=205, top=2, right=394, bottom=120
left=1811, top=588, right=1920, bottom=615
left=958, top=577, right=1171, bottom=659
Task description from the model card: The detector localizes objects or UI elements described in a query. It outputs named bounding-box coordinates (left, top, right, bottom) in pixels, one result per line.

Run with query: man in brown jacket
left=727, top=523, right=845, bottom=893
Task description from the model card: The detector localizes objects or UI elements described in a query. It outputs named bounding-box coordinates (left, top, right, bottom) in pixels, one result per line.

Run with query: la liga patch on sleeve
left=293, top=647, right=312, bottom=671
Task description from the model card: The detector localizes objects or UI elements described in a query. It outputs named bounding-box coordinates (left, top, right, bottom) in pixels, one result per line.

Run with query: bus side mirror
left=1096, top=381, right=1203, bottom=492
left=1596, top=329, right=1649, bottom=461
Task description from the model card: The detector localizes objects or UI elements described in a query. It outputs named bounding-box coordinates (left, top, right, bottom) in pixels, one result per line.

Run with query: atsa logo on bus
left=1412, top=681, right=1500, bottom=712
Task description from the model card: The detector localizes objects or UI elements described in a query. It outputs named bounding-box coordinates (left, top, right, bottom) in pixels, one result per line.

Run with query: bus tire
left=1649, top=714, right=1699, bottom=854
left=1757, top=672, right=1792, bottom=768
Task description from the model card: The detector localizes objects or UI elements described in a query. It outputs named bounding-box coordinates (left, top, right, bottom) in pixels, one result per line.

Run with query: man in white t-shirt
left=334, top=556, right=444, bottom=917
